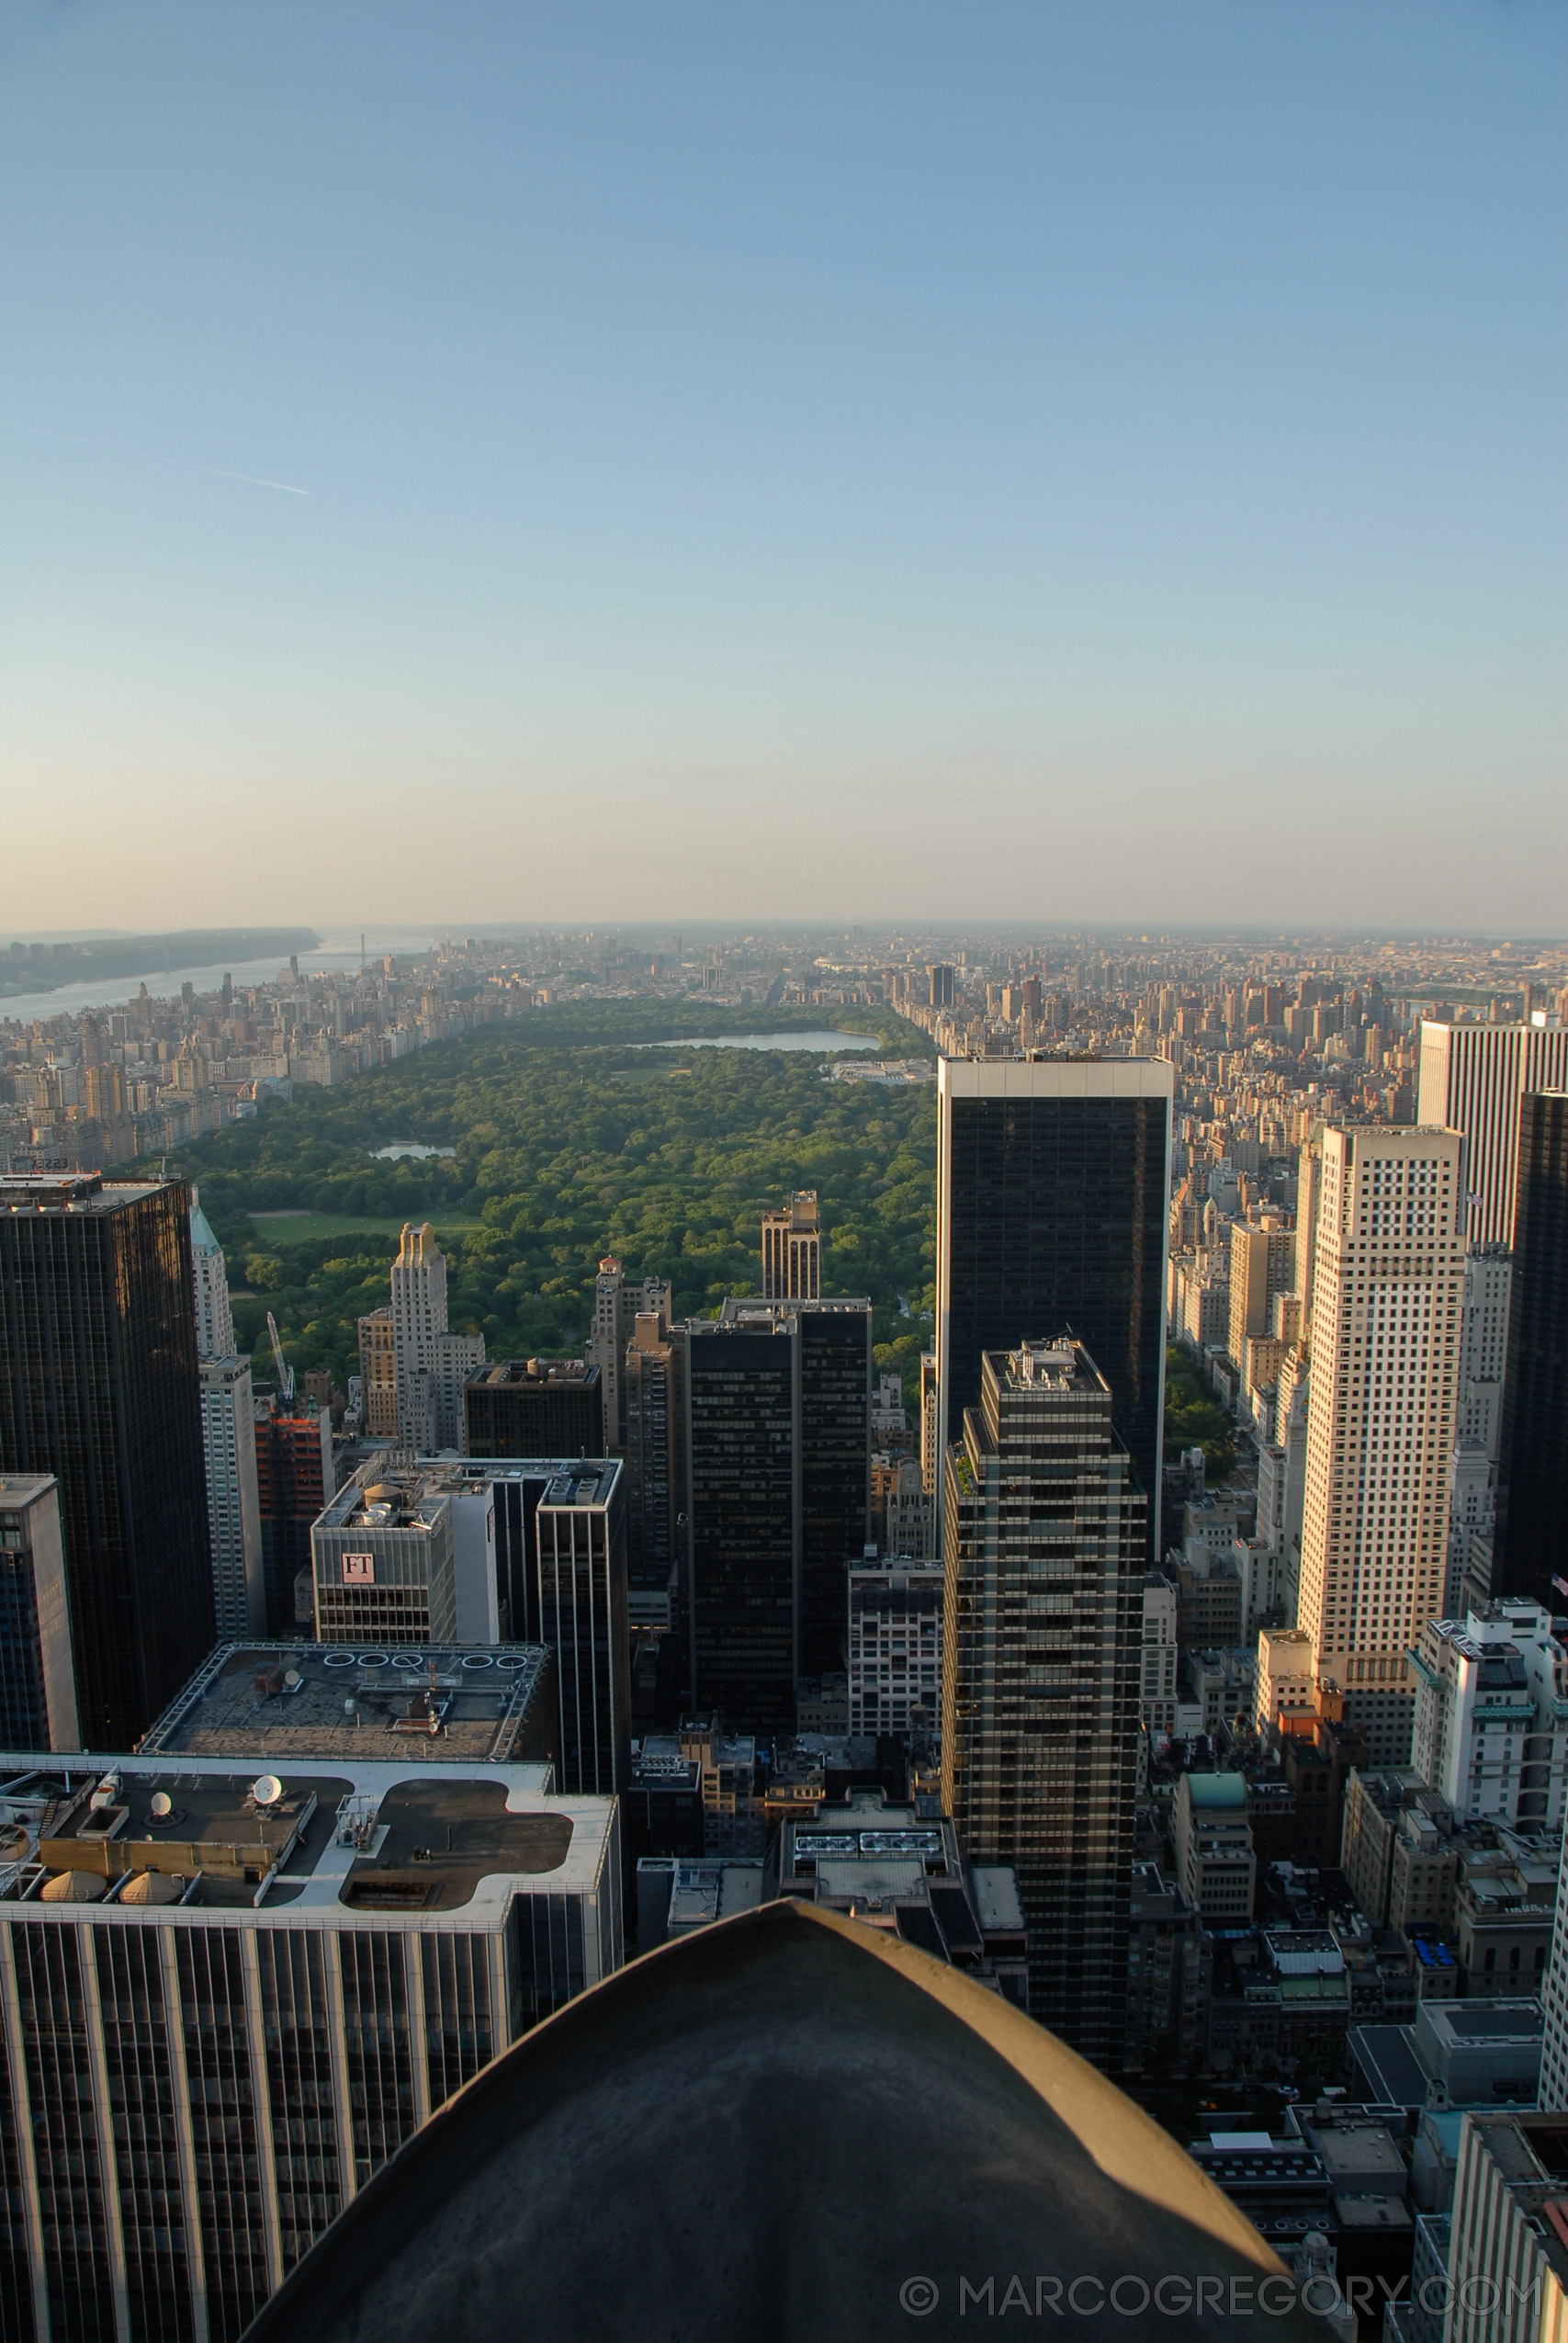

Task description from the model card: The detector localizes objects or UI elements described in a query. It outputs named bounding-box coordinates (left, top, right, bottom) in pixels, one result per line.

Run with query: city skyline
left=3, top=0, right=1563, bottom=935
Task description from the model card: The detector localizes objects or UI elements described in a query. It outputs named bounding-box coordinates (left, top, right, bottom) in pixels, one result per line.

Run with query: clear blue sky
left=2, top=0, right=1563, bottom=933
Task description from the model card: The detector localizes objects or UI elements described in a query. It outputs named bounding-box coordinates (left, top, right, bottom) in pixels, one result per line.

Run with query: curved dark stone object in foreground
left=243, top=1901, right=1324, bottom=2342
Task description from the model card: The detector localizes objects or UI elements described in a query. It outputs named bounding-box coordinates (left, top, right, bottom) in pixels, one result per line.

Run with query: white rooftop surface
left=971, top=1867, right=1026, bottom=1931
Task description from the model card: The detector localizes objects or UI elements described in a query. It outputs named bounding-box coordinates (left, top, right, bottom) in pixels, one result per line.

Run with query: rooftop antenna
left=266, top=1312, right=296, bottom=1404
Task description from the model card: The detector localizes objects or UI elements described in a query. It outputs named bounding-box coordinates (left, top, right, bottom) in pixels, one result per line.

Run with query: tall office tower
left=1444, top=2115, right=1568, bottom=2343
left=941, top=1339, right=1145, bottom=2066
left=1295, top=1126, right=1465, bottom=1766
left=919, top=1350, right=939, bottom=1499
left=926, top=962, right=955, bottom=1008
left=0, top=1473, right=77, bottom=1748
left=1417, top=1017, right=1568, bottom=1244
left=624, top=1312, right=685, bottom=1597
left=535, top=1458, right=630, bottom=1794
left=1293, top=1134, right=1325, bottom=1331
left=0, top=1172, right=213, bottom=1748
left=1495, top=1091, right=1568, bottom=1609
left=312, top=1465, right=459, bottom=1644
left=430, top=1330, right=485, bottom=1452
left=585, top=1254, right=671, bottom=1450
left=356, top=1304, right=399, bottom=1436
left=190, top=1193, right=265, bottom=1637
left=418, top=1455, right=621, bottom=1661
left=0, top=1737, right=620, bottom=2340
left=684, top=1297, right=871, bottom=1729
left=389, top=1221, right=487, bottom=1449
left=198, top=1356, right=266, bottom=1638
left=1457, top=1244, right=1513, bottom=1458
left=189, top=1184, right=236, bottom=1356
left=761, top=1193, right=822, bottom=1300
left=465, top=1359, right=604, bottom=1458
left=1226, top=1214, right=1295, bottom=1369
left=935, top=1058, right=1173, bottom=1562
left=254, top=1393, right=335, bottom=1632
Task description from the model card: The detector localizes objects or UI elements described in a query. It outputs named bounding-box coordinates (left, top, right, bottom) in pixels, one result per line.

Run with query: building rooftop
left=1348, top=2024, right=1433, bottom=2113
left=0, top=1752, right=613, bottom=1927
left=139, top=1641, right=557, bottom=1770
left=316, top=1470, right=451, bottom=1534
left=1302, top=2116, right=1407, bottom=2189
left=988, top=1335, right=1110, bottom=1397
left=539, top=1465, right=618, bottom=1508
left=0, top=1475, right=58, bottom=1510
left=468, top=1359, right=600, bottom=1388
left=1187, top=1771, right=1249, bottom=1810
left=0, top=1173, right=170, bottom=1213
left=972, top=1866, right=1026, bottom=1932
left=666, top=1861, right=765, bottom=1930
left=715, top=1295, right=871, bottom=1326
left=1425, top=1998, right=1542, bottom=2043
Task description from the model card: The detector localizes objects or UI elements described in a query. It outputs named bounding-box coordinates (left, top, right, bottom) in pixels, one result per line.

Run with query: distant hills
left=0, top=927, right=321, bottom=998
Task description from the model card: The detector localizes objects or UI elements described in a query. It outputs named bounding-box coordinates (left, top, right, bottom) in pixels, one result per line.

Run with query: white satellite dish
left=150, top=1792, right=173, bottom=1820
left=284, top=1669, right=301, bottom=1689
left=252, top=1774, right=284, bottom=1808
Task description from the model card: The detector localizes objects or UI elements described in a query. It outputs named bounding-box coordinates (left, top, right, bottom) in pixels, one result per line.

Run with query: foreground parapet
left=243, top=1898, right=1325, bottom=2343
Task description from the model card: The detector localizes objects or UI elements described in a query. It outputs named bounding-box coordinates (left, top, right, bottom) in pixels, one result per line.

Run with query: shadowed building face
left=243, top=1899, right=1324, bottom=2343
left=936, top=1060, right=1173, bottom=1565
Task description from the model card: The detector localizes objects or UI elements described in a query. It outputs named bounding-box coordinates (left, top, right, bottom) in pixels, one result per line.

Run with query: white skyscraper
left=189, top=1191, right=265, bottom=1636
left=1457, top=1243, right=1512, bottom=1460
left=1417, top=1018, right=1568, bottom=1246
left=1539, top=1845, right=1568, bottom=2106
left=585, top=1253, right=670, bottom=1453
left=192, top=1183, right=237, bottom=1358
left=1410, top=1601, right=1568, bottom=1831
left=390, top=1221, right=487, bottom=1452
left=1295, top=1126, right=1465, bottom=1766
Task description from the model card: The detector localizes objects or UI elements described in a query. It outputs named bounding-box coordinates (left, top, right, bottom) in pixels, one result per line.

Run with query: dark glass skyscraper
left=795, top=1301, right=874, bottom=1677
left=936, top=1060, right=1173, bottom=1559
left=0, top=1173, right=214, bottom=1748
left=465, top=1360, right=604, bottom=1459
left=685, top=1298, right=871, bottom=1728
left=686, top=1314, right=795, bottom=1728
left=1496, top=1090, right=1568, bottom=1608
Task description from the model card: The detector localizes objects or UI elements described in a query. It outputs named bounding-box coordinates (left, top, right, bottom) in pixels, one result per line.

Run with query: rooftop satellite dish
left=284, top=1669, right=301, bottom=1689
left=150, top=1791, right=173, bottom=1820
left=253, top=1774, right=284, bottom=1808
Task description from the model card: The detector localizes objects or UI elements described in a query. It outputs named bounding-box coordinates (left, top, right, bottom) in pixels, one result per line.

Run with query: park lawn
left=248, top=1211, right=488, bottom=1243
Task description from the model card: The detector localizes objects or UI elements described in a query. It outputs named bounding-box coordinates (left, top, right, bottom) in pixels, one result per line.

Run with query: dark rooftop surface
left=342, top=1780, right=573, bottom=1912
left=1348, top=2025, right=1432, bottom=2111
left=243, top=1900, right=1322, bottom=2343
left=141, top=1643, right=554, bottom=1768
left=19, top=1768, right=351, bottom=1907
left=0, top=1174, right=168, bottom=1213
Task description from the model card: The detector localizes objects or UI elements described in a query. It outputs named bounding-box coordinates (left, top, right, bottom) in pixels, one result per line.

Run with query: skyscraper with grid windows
left=1295, top=1126, right=1465, bottom=1766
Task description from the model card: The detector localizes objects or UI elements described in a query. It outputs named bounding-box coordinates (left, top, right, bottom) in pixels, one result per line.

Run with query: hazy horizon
left=3, top=0, right=1562, bottom=935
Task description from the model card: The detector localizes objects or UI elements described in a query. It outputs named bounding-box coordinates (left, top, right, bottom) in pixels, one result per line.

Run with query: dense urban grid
left=2, top=920, right=1567, bottom=2338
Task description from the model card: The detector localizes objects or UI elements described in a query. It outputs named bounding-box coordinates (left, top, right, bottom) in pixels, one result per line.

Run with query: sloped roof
left=242, top=1899, right=1319, bottom=2343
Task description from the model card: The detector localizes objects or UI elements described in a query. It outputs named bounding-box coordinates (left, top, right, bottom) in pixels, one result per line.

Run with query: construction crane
left=265, top=1312, right=296, bottom=1404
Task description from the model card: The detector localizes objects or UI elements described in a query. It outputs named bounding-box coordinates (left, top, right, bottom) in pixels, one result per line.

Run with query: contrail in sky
left=5, top=423, right=309, bottom=494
